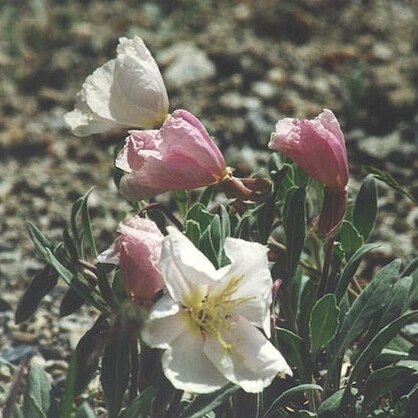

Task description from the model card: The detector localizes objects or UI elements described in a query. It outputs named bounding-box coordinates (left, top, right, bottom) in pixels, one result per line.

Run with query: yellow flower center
left=186, top=277, right=254, bottom=351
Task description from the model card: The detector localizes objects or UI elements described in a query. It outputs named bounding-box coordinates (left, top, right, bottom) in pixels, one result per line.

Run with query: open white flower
left=142, top=228, right=292, bottom=394
left=65, top=36, right=169, bottom=137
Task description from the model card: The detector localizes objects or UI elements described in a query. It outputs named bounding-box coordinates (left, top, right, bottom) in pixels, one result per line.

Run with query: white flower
left=142, top=228, right=292, bottom=394
left=65, top=36, right=169, bottom=137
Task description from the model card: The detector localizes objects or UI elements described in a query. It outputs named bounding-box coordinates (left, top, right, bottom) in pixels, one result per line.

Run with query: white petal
left=211, top=238, right=273, bottom=336
left=142, top=309, right=186, bottom=349
left=148, top=294, right=180, bottom=320
left=160, top=227, right=217, bottom=307
left=204, top=315, right=292, bottom=393
left=64, top=107, right=120, bottom=137
left=162, top=329, right=227, bottom=393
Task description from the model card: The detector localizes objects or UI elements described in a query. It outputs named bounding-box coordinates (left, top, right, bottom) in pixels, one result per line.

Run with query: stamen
left=186, top=276, right=255, bottom=351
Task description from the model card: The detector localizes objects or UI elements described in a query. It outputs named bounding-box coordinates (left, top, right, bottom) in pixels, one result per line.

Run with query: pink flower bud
left=116, top=109, right=229, bottom=200
left=97, top=216, right=164, bottom=301
left=268, top=109, right=348, bottom=190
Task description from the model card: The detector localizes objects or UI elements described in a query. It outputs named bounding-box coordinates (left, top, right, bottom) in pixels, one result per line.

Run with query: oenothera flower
left=116, top=109, right=229, bottom=200
left=142, top=227, right=291, bottom=394
left=65, top=36, right=169, bottom=137
left=268, top=109, right=348, bottom=190
left=269, top=109, right=349, bottom=237
left=97, top=216, right=164, bottom=301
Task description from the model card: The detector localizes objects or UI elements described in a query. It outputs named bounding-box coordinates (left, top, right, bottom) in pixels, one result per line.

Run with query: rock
left=160, top=43, right=216, bottom=89
left=1, top=345, right=37, bottom=364
left=372, top=43, right=393, bottom=61
left=251, top=81, right=278, bottom=100
left=219, top=92, right=244, bottom=110
left=357, top=132, right=402, bottom=160
left=10, top=330, right=37, bottom=344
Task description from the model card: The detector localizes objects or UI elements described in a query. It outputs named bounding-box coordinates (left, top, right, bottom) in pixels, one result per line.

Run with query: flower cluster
left=65, top=36, right=349, bottom=394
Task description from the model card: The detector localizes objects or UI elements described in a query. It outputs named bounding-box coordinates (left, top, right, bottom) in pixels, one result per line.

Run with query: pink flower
left=268, top=109, right=348, bottom=190
left=97, top=216, right=164, bottom=301
left=116, top=109, right=228, bottom=200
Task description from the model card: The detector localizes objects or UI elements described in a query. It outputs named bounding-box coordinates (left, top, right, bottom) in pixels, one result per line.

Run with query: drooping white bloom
left=142, top=228, right=292, bottom=394
left=65, top=36, right=169, bottom=137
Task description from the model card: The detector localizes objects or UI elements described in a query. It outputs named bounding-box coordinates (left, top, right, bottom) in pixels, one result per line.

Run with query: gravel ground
left=0, top=0, right=417, bottom=412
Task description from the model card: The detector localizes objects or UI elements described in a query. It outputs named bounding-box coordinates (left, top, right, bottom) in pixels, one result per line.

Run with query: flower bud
left=97, top=216, right=164, bottom=301
left=65, top=36, right=169, bottom=137
left=117, top=109, right=229, bottom=200
left=268, top=109, right=348, bottom=190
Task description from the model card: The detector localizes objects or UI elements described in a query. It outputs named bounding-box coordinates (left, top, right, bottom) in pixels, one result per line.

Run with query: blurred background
left=0, top=0, right=417, bottom=409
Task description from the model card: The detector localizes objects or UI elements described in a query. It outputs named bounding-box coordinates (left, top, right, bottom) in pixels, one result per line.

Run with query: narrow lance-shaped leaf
left=60, top=287, right=86, bottom=317
left=333, top=260, right=401, bottom=368
left=363, top=165, right=415, bottom=202
left=120, top=387, right=156, bottom=418
left=101, top=315, right=132, bottom=417
left=284, top=186, right=306, bottom=280
left=15, top=266, right=58, bottom=324
left=23, top=363, right=51, bottom=418
left=178, top=383, right=239, bottom=418
left=335, top=243, right=380, bottom=301
left=338, top=221, right=363, bottom=256
left=347, top=310, right=418, bottom=387
left=74, top=315, right=108, bottom=395
left=309, top=294, right=340, bottom=355
left=262, top=384, right=322, bottom=418
left=362, top=366, right=415, bottom=408
left=352, top=175, right=377, bottom=240
left=74, top=402, right=97, bottom=418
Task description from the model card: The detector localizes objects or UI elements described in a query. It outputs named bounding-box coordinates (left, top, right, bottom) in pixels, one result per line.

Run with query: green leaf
left=334, top=260, right=401, bottom=366
left=120, top=387, right=156, bottom=418
left=352, top=175, right=378, bottom=240
left=23, top=363, right=51, bottom=418
left=26, top=222, right=53, bottom=261
left=362, top=366, right=415, bottom=408
left=317, top=388, right=357, bottom=417
left=61, top=355, right=76, bottom=418
left=348, top=310, right=418, bottom=387
left=200, top=215, right=222, bottom=268
left=363, top=165, right=415, bottom=202
left=178, top=383, right=239, bottom=418
left=376, top=276, right=413, bottom=329
left=335, top=243, right=379, bottom=301
left=275, top=328, right=309, bottom=379
left=74, top=315, right=107, bottom=395
left=338, top=221, right=363, bottom=256
left=199, top=185, right=214, bottom=207
left=59, top=287, right=85, bottom=317
left=186, top=203, right=214, bottom=232
left=291, top=411, right=317, bottom=418
left=309, top=294, right=340, bottom=355
left=297, top=278, right=317, bottom=340
left=396, top=360, right=418, bottom=372
left=80, top=188, right=98, bottom=257
left=74, top=402, right=97, bottom=418
left=185, top=220, right=201, bottom=247
left=256, top=198, right=275, bottom=244
left=262, top=384, right=322, bottom=418
left=284, top=186, right=306, bottom=280
left=101, top=323, right=130, bottom=417
left=405, top=268, right=418, bottom=308
left=15, top=266, right=58, bottom=324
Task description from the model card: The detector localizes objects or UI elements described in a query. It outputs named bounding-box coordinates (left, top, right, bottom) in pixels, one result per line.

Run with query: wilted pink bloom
left=97, top=216, right=164, bottom=301
left=268, top=109, right=348, bottom=190
left=116, top=109, right=229, bottom=200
